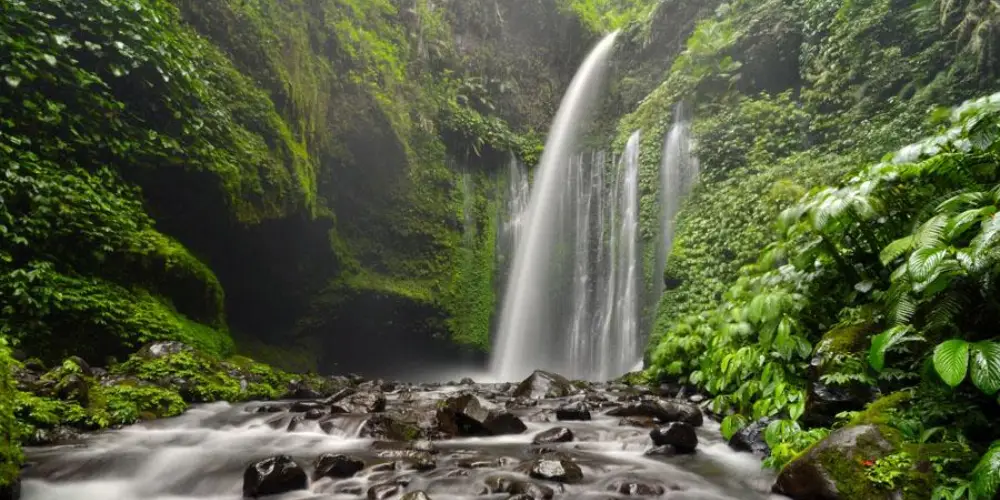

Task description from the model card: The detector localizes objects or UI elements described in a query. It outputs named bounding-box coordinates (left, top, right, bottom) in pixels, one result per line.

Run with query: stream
left=20, top=377, right=787, bottom=500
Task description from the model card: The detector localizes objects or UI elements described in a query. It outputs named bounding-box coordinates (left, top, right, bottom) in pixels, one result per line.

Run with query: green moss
left=851, top=392, right=915, bottom=427
left=818, top=323, right=877, bottom=356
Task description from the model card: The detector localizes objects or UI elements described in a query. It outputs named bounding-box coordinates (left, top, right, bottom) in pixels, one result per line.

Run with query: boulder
left=54, top=374, right=89, bottom=407
left=644, top=445, right=678, bottom=457
left=374, top=449, right=437, bottom=471
left=437, top=394, right=526, bottom=437
left=773, top=425, right=898, bottom=500
left=650, top=423, right=697, bottom=453
left=523, top=459, right=584, bottom=484
left=314, top=454, right=365, bottom=480
left=333, top=391, right=386, bottom=414
left=484, top=475, right=555, bottom=499
left=532, top=427, right=574, bottom=445
left=607, top=479, right=667, bottom=496
left=284, top=380, right=322, bottom=400
left=359, top=414, right=425, bottom=441
left=136, top=341, right=192, bottom=359
left=242, top=455, right=308, bottom=498
left=607, top=399, right=703, bottom=427
left=367, top=482, right=403, bottom=499
left=554, top=402, right=591, bottom=421
left=460, top=377, right=475, bottom=385
left=512, top=371, right=574, bottom=399
left=728, top=417, right=773, bottom=457
left=802, top=325, right=878, bottom=427
left=400, top=492, right=432, bottom=500
left=290, top=401, right=325, bottom=413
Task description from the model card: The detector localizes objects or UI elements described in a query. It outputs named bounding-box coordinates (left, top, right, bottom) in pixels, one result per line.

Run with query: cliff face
left=0, top=0, right=597, bottom=376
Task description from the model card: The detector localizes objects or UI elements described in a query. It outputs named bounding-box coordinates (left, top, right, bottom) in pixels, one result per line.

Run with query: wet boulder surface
left=20, top=371, right=781, bottom=499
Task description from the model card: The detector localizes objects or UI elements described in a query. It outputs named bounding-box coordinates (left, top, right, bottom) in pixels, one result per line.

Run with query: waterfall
left=496, top=157, right=531, bottom=294
left=652, top=105, right=699, bottom=309
left=491, top=33, right=619, bottom=381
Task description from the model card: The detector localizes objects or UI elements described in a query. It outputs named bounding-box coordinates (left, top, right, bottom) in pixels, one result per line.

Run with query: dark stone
left=484, top=475, right=555, bottom=499
left=242, top=455, right=308, bottom=498
left=286, top=415, right=305, bottom=432
left=506, top=496, right=534, bottom=500
left=137, top=341, right=192, bottom=359
left=460, top=377, right=475, bottom=385
left=359, top=413, right=425, bottom=441
left=650, top=423, right=697, bottom=453
left=304, top=409, right=325, bottom=420
left=285, top=380, right=322, bottom=400
left=321, top=387, right=356, bottom=404
left=803, top=379, right=876, bottom=428
left=729, top=416, right=774, bottom=457
left=607, top=479, right=667, bottom=496
left=374, top=450, right=437, bottom=471
left=524, top=459, right=584, bottom=484
left=367, top=482, right=402, bottom=500
left=773, top=425, right=897, bottom=500
left=314, top=454, right=365, bottom=479
left=513, top=370, right=574, bottom=399
left=290, top=401, right=325, bottom=413
left=400, top=492, right=432, bottom=500
left=55, top=374, right=89, bottom=407
left=333, top=391, right=386, bottom=414
left=607, top=399, right=703, bottom=426
left=532, top=427, right=574, bottom=445
left=437, top=394, right=525, bottom=437
left=644, top=445, right=678, bottom=457
left=619, top=416, right=657, bottom=428
left=64, top=356, right=92, bottom=376
left=554, top=402, right=591, bottom=421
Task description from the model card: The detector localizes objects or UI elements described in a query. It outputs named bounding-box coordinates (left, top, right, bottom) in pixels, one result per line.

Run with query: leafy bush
left=0, top=337, right=21, bottom=488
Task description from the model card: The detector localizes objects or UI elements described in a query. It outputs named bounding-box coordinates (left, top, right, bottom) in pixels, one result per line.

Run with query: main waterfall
left=490, top=33, right=620, bottom=381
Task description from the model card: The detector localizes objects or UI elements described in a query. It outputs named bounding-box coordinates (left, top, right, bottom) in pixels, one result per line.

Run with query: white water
left=491, top=33, right=619, bottom=382
left=652, top=105, right=699, bottom=308
left=496, top=157, right=531, bottom=291
left=21, top=384, right=788, bottom=500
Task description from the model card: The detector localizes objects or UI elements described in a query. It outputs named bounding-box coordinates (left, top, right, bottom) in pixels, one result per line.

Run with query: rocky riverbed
left=20, top=370, right=787, bottom=500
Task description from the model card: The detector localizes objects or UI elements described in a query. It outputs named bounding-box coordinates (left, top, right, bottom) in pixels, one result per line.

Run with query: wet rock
left=526, top=410, right=555, bottom=423
left=242, top=455, right=307, bottom=498
left=367, top=482, right=403, bottom=500
left=286, top=415, right=305, bottom=431
left=773, top=425, right=897, bottom=500
left=374, top=450, right=437, bottom=471
left=290, top=401, right=325, bottom=413
left=55, top=373, right=90, bottom=406
left=803, top=379, right=875, bottom=428
left=506, top=397, right=539, bottom=409
left=400, top=492, right=432, bottom=500
left=314, top=454, right=365, bottom=479
left=304, top=409, right=325, bottom=420
left=284, top=380, right=322, bottom=400
left=523, top=459, right=584, bottom=484
left=644, top=444, right=678, bottom=457
left=333, top=391, right=386, bottom=414
left=618, top=416, right=657, bottom=428
left=137, top=341, right=192, bottom=359
left=371, top=439, right=439, bottom=455
left=460, top=377, right=475, bottom=385
left=437, top=394, right=526, bottom=437
left=321, top=387, right=355, bottom=404
left=513, top=370, right=574, bottom=399
left=607, top=399, right=703, bottom=426
left=484, top=475, right=555, bottom=499
left=532, top=427, right=574, bottom=444
left=688, top=394, right=706, bottom=404
left=64, top=356, right=93, bottom=376
left=555, top=402, right=591, bottom=421
left=728, top=416, right=774, bottom=457
left=650, top=423, right=697, bottom=453
left=607, top=479, right=667, bottom=496
left=359, top=414, right=425, bottom=441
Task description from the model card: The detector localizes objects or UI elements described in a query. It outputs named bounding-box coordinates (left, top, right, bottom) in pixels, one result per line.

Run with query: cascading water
left=491, top=33, right=619, bottom=381
left=496, top=157, right=531, bottom=288
left=652, top=104, right=700, bottom=310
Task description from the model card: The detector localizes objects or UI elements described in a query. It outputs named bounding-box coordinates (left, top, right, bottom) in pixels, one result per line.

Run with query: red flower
left=862, top=459, right=875, bottom=467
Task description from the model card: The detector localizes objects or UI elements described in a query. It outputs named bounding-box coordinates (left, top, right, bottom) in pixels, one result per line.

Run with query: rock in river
left=650, top=422, right=697, bottom=454
left=532, top=427, right=574, bottom=444
left=607, top=399, right=703, bottom=427
left=728, top=416, right=773, bottom=457
left=243, top=455, right=308, bottom=498
left=437, top=393, right=526, bottom=436
left=523, top=459, right=584, bottom=484
left=555, top=401, right=591, bottom=421
left=513, top=370, right=574, bottom=399
left=313, top=453, right=365, bottom=480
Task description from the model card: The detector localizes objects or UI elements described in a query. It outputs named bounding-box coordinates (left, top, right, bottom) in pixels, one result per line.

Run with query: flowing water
left=491, top=33, right=628, bottom=382
left=652, top=106, right=699, bottom=310
left=21, top=381, right=786, bottom=500
left=495, top=157, right=531, bottom=296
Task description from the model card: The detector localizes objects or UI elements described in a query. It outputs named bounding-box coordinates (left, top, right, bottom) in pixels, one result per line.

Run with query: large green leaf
left=970, top=341, right=1000, bottom=395
left=933, top=339, right=970, bottom=388
left=971, top=441, right=1000, bottom=498
left=908, top=246, right=949, bottom=282
left=880, top=235, right=913, bottom=265
left=868, top=326, right=912, bottom=372
left=721, top=414, right=748, bottom=441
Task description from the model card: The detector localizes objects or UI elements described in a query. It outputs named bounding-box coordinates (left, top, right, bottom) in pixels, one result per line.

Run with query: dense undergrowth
left=633, top=0, right=1000, bottom=497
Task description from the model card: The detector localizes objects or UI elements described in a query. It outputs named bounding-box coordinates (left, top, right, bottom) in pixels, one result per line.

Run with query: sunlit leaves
left=721, top=414, right=748, bottom=441
left=969, top=342, right=1000, bottom=395
left=971, top=441, right=1000, bottom=498
left=869, top=326, right=918, bottom=372
left=933, top=339, right=971, bottom=388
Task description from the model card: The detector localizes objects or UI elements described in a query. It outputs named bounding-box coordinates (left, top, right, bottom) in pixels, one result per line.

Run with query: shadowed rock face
left=22, top=371, right=781, bottom=500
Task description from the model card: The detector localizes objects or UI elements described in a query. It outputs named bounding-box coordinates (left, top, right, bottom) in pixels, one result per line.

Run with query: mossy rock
left=850, top=391, right=913, bottom=427
left=773, top=424, right=929, bottom=500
